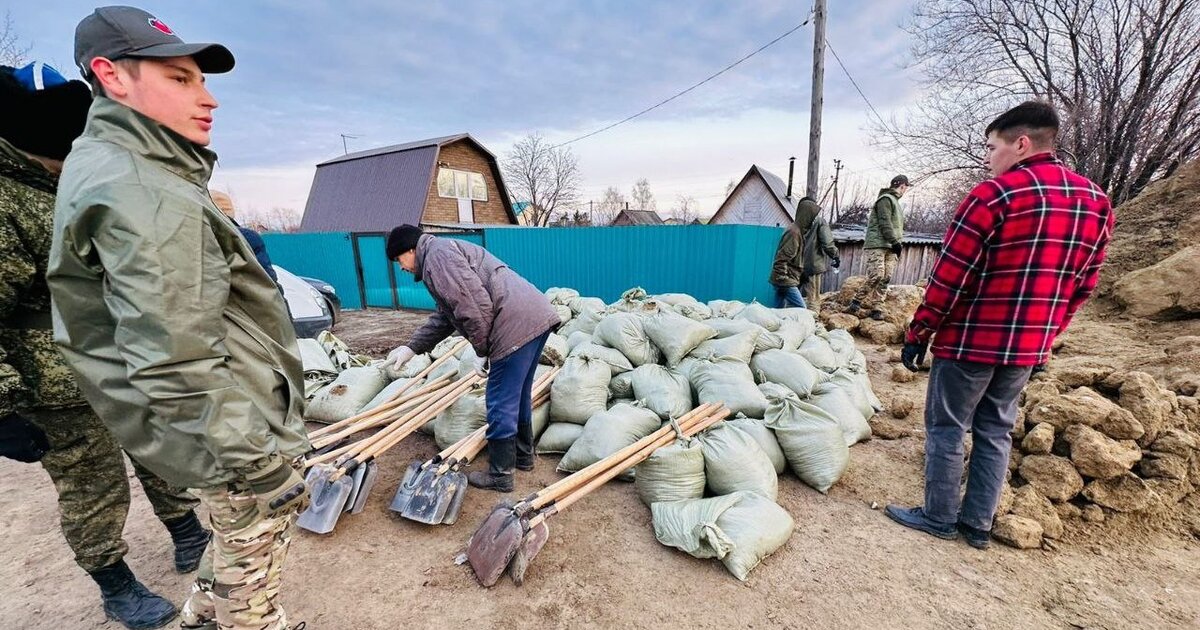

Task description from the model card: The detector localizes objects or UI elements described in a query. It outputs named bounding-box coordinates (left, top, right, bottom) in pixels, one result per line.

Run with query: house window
left=437, top=167, right=487, bottom=201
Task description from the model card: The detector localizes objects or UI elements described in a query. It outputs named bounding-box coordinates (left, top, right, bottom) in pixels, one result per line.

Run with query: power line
left=552, top=12, right=815, bottom=149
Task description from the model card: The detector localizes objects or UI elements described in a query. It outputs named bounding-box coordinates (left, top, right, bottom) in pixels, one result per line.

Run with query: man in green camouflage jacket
left=0, top=62, right=209, bottom=630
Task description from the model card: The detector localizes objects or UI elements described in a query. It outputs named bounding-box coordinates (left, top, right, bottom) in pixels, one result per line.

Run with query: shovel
left=297, top=372, right=483, bottom=534
left=467, top=403, right=725, bottom=586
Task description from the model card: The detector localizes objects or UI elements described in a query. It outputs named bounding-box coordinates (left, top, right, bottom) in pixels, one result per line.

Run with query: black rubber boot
left=468, top=437, right=515, bottom=493
left=163, top=511, right=211, bottom=573
left=88, top=560, right=178, bottom=630
left=516, top=416, right=535, bottom=471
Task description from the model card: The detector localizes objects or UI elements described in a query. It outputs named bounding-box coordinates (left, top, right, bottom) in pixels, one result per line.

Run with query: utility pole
left=805, top=0, right=827, bottom=200
left=831, top=158, right=844, bottom=224
left=340, top=133, right=359, bottom=155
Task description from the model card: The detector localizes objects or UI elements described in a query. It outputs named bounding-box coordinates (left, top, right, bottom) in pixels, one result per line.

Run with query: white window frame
left=437, top=167, right=488, bottom=202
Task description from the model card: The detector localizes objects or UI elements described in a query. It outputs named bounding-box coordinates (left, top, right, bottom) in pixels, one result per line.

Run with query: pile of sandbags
left=994, top=368, right=1200, bottom=549
left=534, top=286, right=886, bottom=579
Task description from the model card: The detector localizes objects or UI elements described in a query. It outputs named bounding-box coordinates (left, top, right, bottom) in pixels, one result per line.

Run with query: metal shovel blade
left=342, top=463, right=368, bottom=513
left=509, top=519, right=549, bottom=586
left=439, top=471, right=470, bottom=525
left=400, top=467, right=466, bottom=525
left=296, top=465, right=354, bottom=535
left=387, top=460, right=428, bottom=514
left=466, top=500, right=523, bottom=587
left=347, top=460, right=379, bottom=514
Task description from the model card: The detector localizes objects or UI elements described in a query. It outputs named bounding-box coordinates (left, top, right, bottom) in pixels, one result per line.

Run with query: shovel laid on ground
left=297, top=371, right=484, bottom=534
left=392, top=366, right=561, bottom=526
left=466, top=403, right=729, bottom=586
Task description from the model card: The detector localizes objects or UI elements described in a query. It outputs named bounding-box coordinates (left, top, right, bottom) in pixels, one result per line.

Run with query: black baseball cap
left=74, top=6, right=235, bottom=78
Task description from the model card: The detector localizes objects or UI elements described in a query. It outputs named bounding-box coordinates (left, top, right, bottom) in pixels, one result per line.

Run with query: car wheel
left=325, top=298, right=338, bottom=327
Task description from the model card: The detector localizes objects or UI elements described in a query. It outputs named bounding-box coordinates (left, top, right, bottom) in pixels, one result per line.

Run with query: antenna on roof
left=340, top=134, right=360, bottom=155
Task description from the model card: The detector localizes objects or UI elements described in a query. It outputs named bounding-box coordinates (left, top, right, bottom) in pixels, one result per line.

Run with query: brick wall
left=422, top=140, right=513, bottom=225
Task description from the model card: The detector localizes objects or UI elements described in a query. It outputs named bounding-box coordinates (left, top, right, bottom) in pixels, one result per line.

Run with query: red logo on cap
left=148, top=18, right=174, bottom=35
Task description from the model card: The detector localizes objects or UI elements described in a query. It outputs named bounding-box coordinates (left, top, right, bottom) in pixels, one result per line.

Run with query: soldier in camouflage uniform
left=0, top=62, right=211, bottom=629
left=50, top=8, right=312, bottom=630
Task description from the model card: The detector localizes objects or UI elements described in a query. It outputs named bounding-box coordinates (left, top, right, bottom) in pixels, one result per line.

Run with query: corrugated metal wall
left=261, top=232, right=363, bottom=309
left=818, top=243, right=940, bottom=292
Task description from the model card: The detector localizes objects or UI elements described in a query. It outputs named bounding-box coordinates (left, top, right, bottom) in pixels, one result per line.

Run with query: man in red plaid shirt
left=886, top=101, right=1114, bottom=549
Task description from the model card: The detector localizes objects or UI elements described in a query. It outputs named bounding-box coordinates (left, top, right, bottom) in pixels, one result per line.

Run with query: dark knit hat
left=890, top=174, right=911, bottom=188
left=0, top=65, right=93, bottom=160
left=386, top=224, right=423, bottom=259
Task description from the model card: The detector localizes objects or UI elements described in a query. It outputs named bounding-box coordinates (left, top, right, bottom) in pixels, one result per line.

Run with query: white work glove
left=473, top=356, right=489, bottom=377
left=385, top=346, right=415, bottom=370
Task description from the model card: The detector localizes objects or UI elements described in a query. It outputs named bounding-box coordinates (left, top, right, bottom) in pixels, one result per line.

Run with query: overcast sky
left=12, top=1, right=924, bottom=220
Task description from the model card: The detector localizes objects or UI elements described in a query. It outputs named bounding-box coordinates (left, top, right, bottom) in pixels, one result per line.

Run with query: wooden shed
left=818, top=226, right=943, bottom=292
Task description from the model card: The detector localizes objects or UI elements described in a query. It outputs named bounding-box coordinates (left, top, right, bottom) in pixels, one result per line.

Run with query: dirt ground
left=3, top=308, right=1198, bottom=630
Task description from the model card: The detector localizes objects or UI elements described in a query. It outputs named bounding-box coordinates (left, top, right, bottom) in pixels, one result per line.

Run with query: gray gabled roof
left=615, top=209, right=665, bottom=225
left=299, top=133, right=515, bottom=232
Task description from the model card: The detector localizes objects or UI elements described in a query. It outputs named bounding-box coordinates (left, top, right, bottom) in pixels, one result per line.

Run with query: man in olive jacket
left=848, top=175, right=909, bottom=320
left=48, top=7, right=309, bottom=629
left=770, top=197, right=840, bottom=310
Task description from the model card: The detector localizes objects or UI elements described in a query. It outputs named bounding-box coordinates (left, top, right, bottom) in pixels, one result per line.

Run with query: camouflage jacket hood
left=0, top=138, right=86, bottom=416
left=47, top=98, right=309, bottom=488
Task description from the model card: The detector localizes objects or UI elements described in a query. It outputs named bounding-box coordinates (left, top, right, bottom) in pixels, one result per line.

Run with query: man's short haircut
left=87, top=57, right=141, bottom=98
left=986, top=101, right=1059, bottom=148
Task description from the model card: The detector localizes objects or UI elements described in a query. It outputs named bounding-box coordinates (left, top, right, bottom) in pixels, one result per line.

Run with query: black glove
left=0, top=413, right=50, bottom=463
left=830, top=256, right=841, bottom=269
left=891, top=243, right=902, bottom=256
left=901, top=342, right=928, bottom=372
left=245, top=458, right=310, bottom=518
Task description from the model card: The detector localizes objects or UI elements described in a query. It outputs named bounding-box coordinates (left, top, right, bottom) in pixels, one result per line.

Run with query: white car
left=274, top=265, right=334, bottom=338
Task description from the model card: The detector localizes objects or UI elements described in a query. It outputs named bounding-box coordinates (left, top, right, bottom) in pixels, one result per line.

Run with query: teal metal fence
left=264, top=225, right=782, bottom=311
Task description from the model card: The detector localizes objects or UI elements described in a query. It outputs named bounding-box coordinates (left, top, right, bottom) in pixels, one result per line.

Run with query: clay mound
left=1099, top=160, right=1200, bottom=297
left=1113, top=245, right=1200, bottom=320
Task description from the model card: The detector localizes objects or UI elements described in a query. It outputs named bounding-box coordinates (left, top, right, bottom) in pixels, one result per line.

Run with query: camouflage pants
left=180, top=483, right=300, bottom=630
left=800, top=273, right=823, bottom=311
left=851, top=248, right=899, bottom=310
left=26, top=405, right=199, bottom=573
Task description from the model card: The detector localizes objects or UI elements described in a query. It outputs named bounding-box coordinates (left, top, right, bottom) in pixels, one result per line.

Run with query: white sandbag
left=764, top=389, right=849, bottom=493
left=749, top=349, right=823, bottom=399
left=706, top=319, right=784, bottom=353
left=775, top=320, right=808, bottom=352
left=553, top=304, right=573, bottom=325
left=398, top=353, right=433, bottom=378
left=608, top=371, right=634, bottom=399
left=559, top=306, right=605, bottom=337
left=540, top=333, right=570, bottom=366
left=566, top=331, right=593, bottom=352
left=359, top=377, right=420, bottom=414
left=858, top=370, right=883, bottom=411
left=697, top=423, right=778, bottom=500
left=654, top=293, right=700, bottom=307
left=550, top=355, right=611, bottom=424
left=630, top=364, right=693, bottom=420
left=690, top=330, right=759, bottom=364
left=774, top=308, right=817, bottom=336
left=635, top=438, right=705, bottom=505
left=758, top=382, right=793, bottom=400
left=537, top=422, right=584, bottom=454
left=305, top=366, right=389, bottom=423
left=690, top=357, right=768, bottom=418
left=676, top=301, right=713, bottom=321
left=821, top=329, right=859, bottom=369
left=593, top=312, right=660, bottom=367
left=610, top=287, right=649, bottom=312
left=828, top=369, right=878, bottom=420
left=643, top=309, right=717, bottom=367
left=651, top=491, right=795, bottom=581
left=810, top=382, right=872, bottom=446
left=456, top=345, right=482, bottom=379
left=545, top=287, right=580, bottom=305
left=571, top=342, right=634, bottom=375
left=532, top=400, right=551, bottom=440
left=735, top=302, right=782, bottom=331
left=566, top=296, right=606, bottom=315
left=297, top=338, right=337, bottom=374
left=558, top=402, right=661, bottom=479
left=429, top=356, right=460, bottom=382
left=726, top=417, right=787, bottom=474
left=798, top=336, right=839, bottom=373
left=708, top=300, right=746, bottom=319
left=675, top=356, right=700, bottom=382
left=434, top=383, right=487, bottom=449
left=609, top=398, right=635, bottom=407
left=431, top=336, right=468, bottom=360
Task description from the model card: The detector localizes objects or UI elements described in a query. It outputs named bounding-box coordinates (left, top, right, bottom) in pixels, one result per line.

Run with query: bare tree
left=724, top=178, right=738, bottom=197
left=502, top=133, right=582, bottom=226
left=593, top=186, right=625, bottom=225
left=630, top=178, right=656, bottom=212
left=242, top=207, right=301, bottom=233
left=1, top=11, right=30, bottom=66
left=670, top=194, right=699, bottom=223
left=882, top=0, right=1200, bottom=205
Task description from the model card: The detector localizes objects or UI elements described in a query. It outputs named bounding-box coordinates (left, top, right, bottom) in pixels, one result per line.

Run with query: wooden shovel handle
left=310, top=383, right=450, bottom=449
left=358, top=373, right=483, bottom=462
left=334, top=372, right=477, bottom=464
left=308, top=372, right=453, bottom=440
left=437, top=425, right=489, bottom=474
left=525, top=403, right=719, bottom=510
left=533, top=406, right=730, bottom=522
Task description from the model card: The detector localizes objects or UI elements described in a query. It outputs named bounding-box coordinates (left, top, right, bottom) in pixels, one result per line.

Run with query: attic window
left=437, top=167, right=487, bottom=202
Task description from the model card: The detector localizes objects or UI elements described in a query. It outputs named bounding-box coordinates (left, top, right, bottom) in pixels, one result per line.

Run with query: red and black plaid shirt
left=907, top=153, right=1114, bottom=365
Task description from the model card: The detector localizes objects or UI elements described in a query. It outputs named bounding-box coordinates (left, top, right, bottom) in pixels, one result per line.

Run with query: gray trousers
left=923, top=358, right=1032, bottom=531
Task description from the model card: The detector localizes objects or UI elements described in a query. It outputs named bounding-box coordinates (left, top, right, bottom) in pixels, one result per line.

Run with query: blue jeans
left=923, top=359, right=1032, bottom=531
left=484, top=331, right=550, bottom=442
left=773, top=285, right=806, bottom=309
